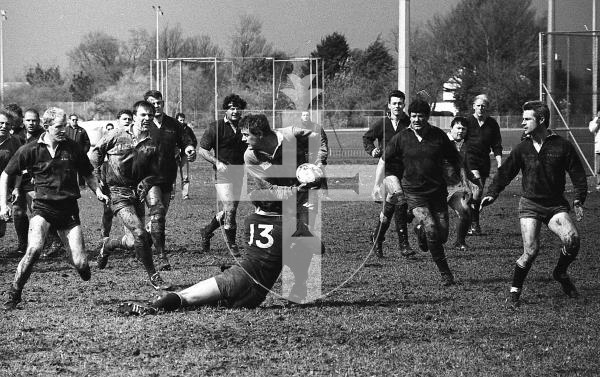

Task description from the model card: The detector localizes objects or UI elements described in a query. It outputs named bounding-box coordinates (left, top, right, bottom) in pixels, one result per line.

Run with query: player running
left=1, top=107, right=108, bottom=310
left=90, top=101, right=173, bottom=291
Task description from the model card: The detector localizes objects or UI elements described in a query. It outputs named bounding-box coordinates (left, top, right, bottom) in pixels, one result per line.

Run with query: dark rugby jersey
left=362, top=114, right=410, bottom=156
left=244, top=212, right=283, bottom=266
left=18, top=129, right=45, bottom=192
left=199, top=118, right=246, bottom=169
left=90, top=129, right=161, bottom=189
left=486, top=132, right=587, bottom=206
left=147, top=114, right=195, bottom=186
left=384, top=124, right=461, bottom=195
left=244, top=127, right=319, bottom=213
left=5, top=134, right=93, bottom=201
left=0, top=135, right=23, bottom=172
left=465, top=115, right=502, bottom=177
left=65, top=125, right=91, bottom=153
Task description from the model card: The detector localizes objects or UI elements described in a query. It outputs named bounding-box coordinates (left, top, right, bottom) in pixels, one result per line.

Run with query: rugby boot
left=3, top=286, right=22, bottom=311
left=77, top=265, right=91, bottom=281
left=149, top=272, right=173, bottom=291
left=118, top=302, right=158, bottom=316
left=440, top=271, right=456, bottom=287
left=507, top=290, right=521, bottom=309
left=96, top=237, right=110, bottom=270
left=151, top=291, right=182, bottom=311
left=371, top=220, right=390, bottom=258
left=224, top=228, right=241, bottom=257
left=553, top=269, right=579, bottom=298
left=157, top=253, right=171, bottom=271
left=452, top=241, right=468, bottom=252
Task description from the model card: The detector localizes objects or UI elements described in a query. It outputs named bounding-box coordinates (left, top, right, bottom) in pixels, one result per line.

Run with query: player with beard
left=1, top=107, right=108, bottom=310
left=143, top=90, right=197, bottom=270
left=90, top=101, right=172, bottom=290
left=375, top=99, right=463, bottom=286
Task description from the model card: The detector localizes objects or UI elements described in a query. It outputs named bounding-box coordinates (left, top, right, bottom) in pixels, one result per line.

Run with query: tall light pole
left=398, top=0, right=410, bottom=101
left=593, top=0, right=598, bottom=116
left=152, top=5, right=163, bottom=91
left=0, top=10, right=6, bottom=107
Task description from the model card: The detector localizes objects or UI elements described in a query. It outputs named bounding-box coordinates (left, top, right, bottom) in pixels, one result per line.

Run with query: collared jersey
left=465, top=115, right=502, bottom=177
left=19, top=129, right=45, bottom=192
left=0, top=135, right=23, bottom=172
left=90, top=128, right=161, bottom=189
left=384, top=124, right=461, bottom=195
left=65, top=125, right=91, bottom=153
left=5, top=134, right=93, bottom=201
left=199, top=118, right=247, bottom=169
left=362, top=113, right=410, bottom=155
left=486, top=132, right=587, bottom=206
left=147, top=114, right=195, bottom=186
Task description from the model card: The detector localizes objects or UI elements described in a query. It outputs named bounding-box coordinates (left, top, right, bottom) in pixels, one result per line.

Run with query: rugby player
left=364, top=90, right=413, bottom=258
left=1, top=107, right=109, bottom=310
left=143, top=90, right=197, bottom=270
left=90, top=101, right=172, bottom=290
left=464, top=94, right=503, bottom=235
left=445, top=116, right=481, bottom=251
left=481, top=100, right=587, bottom=308
left=175, top=112, right=196, bottom=200
left=99, top=109, right=133, bottom=239
left=119, top=114, right=322, bottom=313
left=11, top=108, right=65, bottom=257
left=0, top=110, right=23, bottom=244
left=374, top=99, right=463, bottom=286
left=197, top=94, right=247, bottom=256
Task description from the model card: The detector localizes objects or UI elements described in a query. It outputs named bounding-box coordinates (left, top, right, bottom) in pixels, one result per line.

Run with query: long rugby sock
left=153, top=292, right=182, bottom=311
left=203, top=216, right=221, bottom=235
left=511, top=263, right=532, bottom=290
left=394, top=203, right=410, bottom=246
left=134, top=234, right=156, bottom=276
left=13, top=214, right=29, bottom=247
left=554, top=246, right=577, bottom=276
left=104, top=238, right=122, bottom=253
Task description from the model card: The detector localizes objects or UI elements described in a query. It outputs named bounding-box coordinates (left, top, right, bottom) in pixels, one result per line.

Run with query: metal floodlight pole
left=272, top=58, right=276, bottom=128
left=539, top=33, right=543, bottom=101
left=0, top=10, right=6, bottom=106
left=214, top=57, right=218, bottom=121
left=546, top=0, right=554, bottom=125
left=593, top=0, right=598, bottom=115
left=398, top=0, right=410, bottom=100
left=179, top=59, right=183, bottom=114
left=152, top=5, right=163, bottom=90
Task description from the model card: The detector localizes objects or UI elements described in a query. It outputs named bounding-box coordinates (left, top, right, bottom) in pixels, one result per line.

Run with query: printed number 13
left=248, top=224, right=274, bottom=248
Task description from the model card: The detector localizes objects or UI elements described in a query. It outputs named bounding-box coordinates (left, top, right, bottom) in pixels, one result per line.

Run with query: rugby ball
left=296, top=163, right=324, bottom=185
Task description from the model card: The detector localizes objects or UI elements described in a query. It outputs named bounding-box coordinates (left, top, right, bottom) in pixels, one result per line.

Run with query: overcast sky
left=0, top=0, right=593, bottom=80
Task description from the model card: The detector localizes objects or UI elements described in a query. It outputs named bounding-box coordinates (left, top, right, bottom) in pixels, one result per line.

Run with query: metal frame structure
left=150, top=56, right=322, bottom=127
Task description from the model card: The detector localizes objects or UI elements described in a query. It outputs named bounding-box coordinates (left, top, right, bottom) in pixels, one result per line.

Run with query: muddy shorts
left=405, top=190, right=447, bottom=213
left=214, top=258, right=281, bottom=309
left=32, top=198, right=80, bottom=230
left=518, top=197, right=569, bottom=224
left=109, top=186, right=140, bottom=215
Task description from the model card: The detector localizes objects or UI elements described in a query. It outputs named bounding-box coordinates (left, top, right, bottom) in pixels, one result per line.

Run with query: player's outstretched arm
left=0, top=171, right=13, bottom=220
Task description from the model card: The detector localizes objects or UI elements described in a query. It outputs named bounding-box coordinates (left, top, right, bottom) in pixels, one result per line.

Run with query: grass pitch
left=1, top=155, right=599, bottom=376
